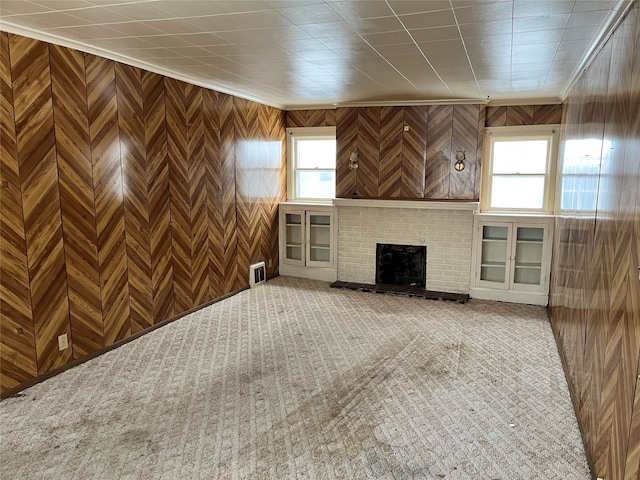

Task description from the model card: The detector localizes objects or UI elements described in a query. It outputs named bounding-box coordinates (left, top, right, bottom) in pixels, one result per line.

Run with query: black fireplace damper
left=375, top=243, right=426, bottom=287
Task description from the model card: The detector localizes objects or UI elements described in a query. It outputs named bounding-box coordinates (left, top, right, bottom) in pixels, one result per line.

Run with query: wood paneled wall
left=335, top=104, right=485, bottom=200
left=0, top=32, right=286, bottom=394
left=485, top=104, right=562, bottom=127
left=549, top=4, right=640, bottom=480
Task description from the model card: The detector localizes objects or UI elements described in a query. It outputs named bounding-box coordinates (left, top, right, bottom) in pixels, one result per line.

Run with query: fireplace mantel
left=332, top=198, right=478, bottom=211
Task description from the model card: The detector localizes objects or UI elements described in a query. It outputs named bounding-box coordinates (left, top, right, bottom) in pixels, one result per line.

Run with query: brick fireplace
left=333, top=199, right=477, bottom=294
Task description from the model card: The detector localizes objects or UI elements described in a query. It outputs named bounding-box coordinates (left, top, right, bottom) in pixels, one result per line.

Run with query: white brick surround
left=336, top=204, right=475, bottom=294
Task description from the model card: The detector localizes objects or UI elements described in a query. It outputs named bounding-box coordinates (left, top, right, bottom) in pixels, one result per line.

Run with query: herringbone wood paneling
left=269, top=107, right=286, bottom=279
left=0, top=32, right=37, bottom=390
left=425, top=105, right=453, bottom=199
left=234, top=97, right=260, bottom=288
left=116, top=62, right=153, bottom=334
left=378, top=106, right=403, bottom=198
left=533, top=104, right=562, bottom=125
left=203, top=88, right=224, bottom=299
left=549, top=5, right=640, bottom=480
left=474, top=105, right=486, bottom=200
left=450, top=104, right=479, bottom=199
left=306, top=109, right=326, bottom=127
left=165, top=77, right=192, bottom=314
left=86, top=53, right=131, bottom=346
left=286, top=110, right=305, bottom=128
left=506, top=105, right=534, bottom=126
left=485, top=106, right=506, bottom=127
left=356, top=107, right=380, bottom=198
left=258, top=103, right=272, bottom=272
left=401, top=106, right=427, bottom=198
left=10, top=34, right=71, bottom=374
left=336, top=107, right=357, bottom=198
left=186, top=84, right=209, bottom=306
left=50, top=44, right=102, bottom=357
left=219, top=92, right=239, bottom=294
left=0, top=33, right=285, bottom=396
left=143, top=70, right=174, bottom=324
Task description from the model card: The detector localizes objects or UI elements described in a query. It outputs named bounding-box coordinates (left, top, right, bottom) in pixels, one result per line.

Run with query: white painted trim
left=0, top=21, right=285, bottom=110
left=469, top=287, right=548, bottom=307
left=279, top=266, right=337, bottom=283
left=332, top=198, right=479, bottom=211
left=485, top=98, right=562, bottom=107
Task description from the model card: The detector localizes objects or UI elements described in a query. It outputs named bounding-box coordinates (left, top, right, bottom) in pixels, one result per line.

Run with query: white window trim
left=286, top=126, right=336, bottom=203
left=481, top=124, right=560, bottom=214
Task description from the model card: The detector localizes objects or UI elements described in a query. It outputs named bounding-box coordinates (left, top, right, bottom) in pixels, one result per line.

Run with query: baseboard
left=0, top=286, right=248, bottom=400
left=279, top=265, right=337, bottom=282
left=469, top=287, right=548, bottom=306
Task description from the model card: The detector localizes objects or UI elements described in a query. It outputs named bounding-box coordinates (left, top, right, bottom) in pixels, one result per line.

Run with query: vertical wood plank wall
left=0, top=32, right=286, bottom=394
left=287, top=104, right=561, bottom=201
left=549, top=4, right=640, bottom=480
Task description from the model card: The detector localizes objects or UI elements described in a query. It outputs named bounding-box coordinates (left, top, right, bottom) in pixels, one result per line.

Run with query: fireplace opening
left=375, top=243, right=426, bottom=287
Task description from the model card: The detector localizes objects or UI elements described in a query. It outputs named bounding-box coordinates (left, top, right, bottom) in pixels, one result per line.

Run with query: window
left=482, top=125, right=559, bottom=213
left=287, top=126, right=336, bottom=201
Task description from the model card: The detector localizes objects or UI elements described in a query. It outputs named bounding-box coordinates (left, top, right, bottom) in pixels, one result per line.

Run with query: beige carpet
left=1, top=277, right=589, bottom=479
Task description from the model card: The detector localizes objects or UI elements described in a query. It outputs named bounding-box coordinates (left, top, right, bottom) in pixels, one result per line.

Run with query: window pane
left=296, top=170, right=335, bottom=198
left=493, top=140, right=548, bottom=174
left=491, top=175, right=545, bottom=209
left=297, top=139, right=336, bottom=169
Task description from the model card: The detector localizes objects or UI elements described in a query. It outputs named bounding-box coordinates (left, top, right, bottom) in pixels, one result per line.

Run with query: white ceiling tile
left=95, top=35, right=157, bottom=46
left=375, top=42, right=420, bottom=57
left=106, top=3, right=178, bottom=21
left=459, top=19, right=512, bottom=38
left=410, top=25, right=460, bottom=43
left=513, top=14, right=570, bottom=33
left=107, top=21, right=165, bottom=37
left=572, top=0, right=617, bottom=13
left=453, top=2, right=513, bottom=23
left=145, top=19, right=206, bottom=35
left=0, top=1, right=53, bottom=15
left=55, top=24, right=126, bottom=39
left=399, top=9, right=456, bottom=30
left=279, top=3, right=343, bottom=25
left=512, top=29, right=565, bottom=45
left=65, top=6, right=133, bottom=23
left=30, top=0, right=93, bottom=10
left=327, top=1, right=393, bottom=20
left=387, top=0, right=452, bottom=15
left=361, top=30, right=412, bottom=46
left=563, top=25, right=601, bottom=41
left=513, top=0, right=574, bottom=18
left=348, top=16, right=404, bottom=34
left=187, top=11, right=291, bottom=31
left=30, top=11, right=94, bottom=27
left=299, top=20, right=354, bottom=38
left=0, top=0, right=621, bottom=106
left=174, top=32, right=231, bottom=46
left=567, top=10, right=610, bottom=28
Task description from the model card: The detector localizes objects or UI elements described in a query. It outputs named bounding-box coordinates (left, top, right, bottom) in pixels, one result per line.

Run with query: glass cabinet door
left=479, top=224, right=510, bottom=287
left=284, top=212, right=304, bottom=265
left=513, top=226, right=544, bottom=287
left=306, top=213, right=332, bottom=266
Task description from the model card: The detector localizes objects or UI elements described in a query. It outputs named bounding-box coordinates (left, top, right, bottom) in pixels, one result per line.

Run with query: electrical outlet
left=58, top=333, right=68, bottom=351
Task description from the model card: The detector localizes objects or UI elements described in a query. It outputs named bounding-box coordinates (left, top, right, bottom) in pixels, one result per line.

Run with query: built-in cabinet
left=470, top=214, right=553, bottom=305
left=279, top=203, right=337, bottom=282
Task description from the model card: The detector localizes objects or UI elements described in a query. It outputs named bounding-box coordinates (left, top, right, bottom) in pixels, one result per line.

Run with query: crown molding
left=0, top=21, right=287, bottom=110
left=559, top=0, right=634, bottom=101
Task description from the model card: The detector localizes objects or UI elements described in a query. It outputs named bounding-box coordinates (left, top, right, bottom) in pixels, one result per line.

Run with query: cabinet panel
left=283, top=211, right=304, bottom=265
left=471, top=217, right=552, bottom=305
left=279, top=205, right=336, bottom=281
left=307, top=212, right=333, bottom=266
